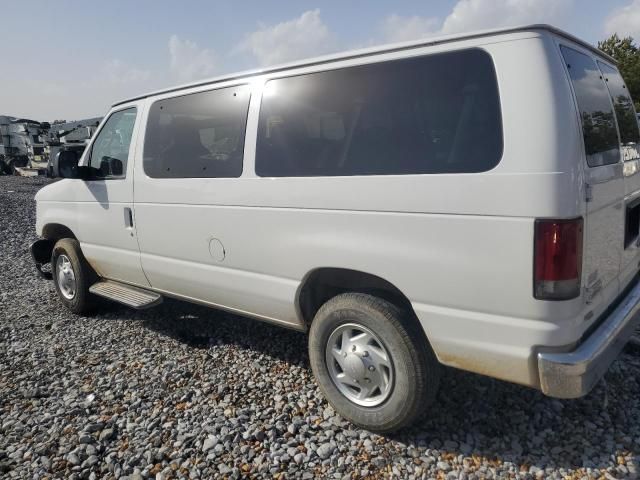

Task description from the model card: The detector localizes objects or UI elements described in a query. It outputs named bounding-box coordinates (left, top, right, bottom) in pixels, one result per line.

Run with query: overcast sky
left=1, top=0, right=639, bottom=122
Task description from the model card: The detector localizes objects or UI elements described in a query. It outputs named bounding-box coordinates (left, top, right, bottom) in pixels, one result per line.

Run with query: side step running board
left=89, top=280, right=163, bottom=309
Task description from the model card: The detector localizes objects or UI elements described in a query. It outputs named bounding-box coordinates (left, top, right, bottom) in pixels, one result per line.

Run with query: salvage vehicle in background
left=0, top=116, right=50, bottom=175
left=30, top=25, right=640, bottom=432
left=0, top=117, right=100, bottom=176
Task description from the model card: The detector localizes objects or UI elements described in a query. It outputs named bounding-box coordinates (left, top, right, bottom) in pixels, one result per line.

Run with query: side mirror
left=99, top=156, right=123, bottom=177
left=58, top=150, right=80, bottom=178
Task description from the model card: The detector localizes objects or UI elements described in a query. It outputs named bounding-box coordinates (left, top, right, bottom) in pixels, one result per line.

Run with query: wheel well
left=298, top=268, right=415, bottom=326
left=42, top=223, right=77, bottom=241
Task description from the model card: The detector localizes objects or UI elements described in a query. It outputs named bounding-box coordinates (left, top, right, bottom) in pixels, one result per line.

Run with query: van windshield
left=560, top=45, right=620, bottom=168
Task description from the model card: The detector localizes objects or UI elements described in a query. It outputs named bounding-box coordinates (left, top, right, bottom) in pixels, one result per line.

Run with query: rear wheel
left=51, top=238, right=97, bottom=314
left=308, top=293, right=441, bottom=433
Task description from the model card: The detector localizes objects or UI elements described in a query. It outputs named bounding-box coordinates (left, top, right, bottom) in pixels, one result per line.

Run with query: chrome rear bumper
left=538, top=278, right=640, bottom=398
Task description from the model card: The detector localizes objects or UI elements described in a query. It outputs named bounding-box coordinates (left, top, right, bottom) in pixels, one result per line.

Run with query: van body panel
left=35, top=104, right=149, bottom=287
left=113, top=25, right=614, bottom=108
left=130, top=33, right=593, bottom=389
left=599, top=60, right=640, bottom=299
left=58, top=104, right=148, bottom=286
left=35, top=184, right=81, bottom=237
left=582, top=163, right=624, bottom=298
left=33, top=25, right=640, bottom=393
left=555, top=42, right=627, bottom=325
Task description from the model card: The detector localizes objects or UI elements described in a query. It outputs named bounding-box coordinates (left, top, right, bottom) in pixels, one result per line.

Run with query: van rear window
left=255, top=49, right=503, bottom=177
left=560, top=46, right=620, bottom=167
left=598, top=61, right=640, bottom=147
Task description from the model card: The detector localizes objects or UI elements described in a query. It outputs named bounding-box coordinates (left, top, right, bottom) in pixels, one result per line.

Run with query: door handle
left=124, top=207, right=134, bottom=228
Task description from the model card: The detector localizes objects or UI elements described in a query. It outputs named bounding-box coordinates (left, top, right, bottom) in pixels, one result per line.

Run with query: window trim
left=254, top=47, right=504, bottom=178
left=85, top=106, right=138, bottom=181
left=143, top=84, right=251, bottom=179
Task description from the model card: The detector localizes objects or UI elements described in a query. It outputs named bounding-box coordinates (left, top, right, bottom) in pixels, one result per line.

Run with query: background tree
left=598, top=34, right=640, bottom=111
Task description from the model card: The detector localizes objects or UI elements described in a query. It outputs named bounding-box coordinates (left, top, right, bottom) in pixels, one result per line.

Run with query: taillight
left=534, top=218, right=583, bottom=300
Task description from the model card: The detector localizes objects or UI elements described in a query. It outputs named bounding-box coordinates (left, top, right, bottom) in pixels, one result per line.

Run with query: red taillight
left=534, top=218, right=583, bottom=300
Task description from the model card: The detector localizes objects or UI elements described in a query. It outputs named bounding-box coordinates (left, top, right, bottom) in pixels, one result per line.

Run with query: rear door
left=560, top=45, right=624, bottom=304
left=598, top=61, right=640, bottom=289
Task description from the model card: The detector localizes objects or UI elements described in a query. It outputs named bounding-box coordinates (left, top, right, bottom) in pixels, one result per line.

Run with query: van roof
left=113, top=24, right=613, bottom=107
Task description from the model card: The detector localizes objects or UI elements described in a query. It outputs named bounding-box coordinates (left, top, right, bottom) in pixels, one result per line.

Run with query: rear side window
left=598, top=61, right=640, bottom=147
left=256, top=49, right=503, bottom=177
left=144, top=85, right=250, bottom=178
left=560, top=46, right=620, bottom=167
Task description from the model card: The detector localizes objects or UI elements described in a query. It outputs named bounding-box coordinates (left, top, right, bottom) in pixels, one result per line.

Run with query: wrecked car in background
left=0, top=116, right=50, bottom=175
left=0, top=116, right=101, bottom=176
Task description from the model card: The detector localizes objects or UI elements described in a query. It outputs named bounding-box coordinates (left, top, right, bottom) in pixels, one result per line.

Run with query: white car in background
left=30, top=25, right=640, bottom=432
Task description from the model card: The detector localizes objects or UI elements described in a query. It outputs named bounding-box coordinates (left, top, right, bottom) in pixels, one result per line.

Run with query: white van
left=31, top=25, right=640, bottom=432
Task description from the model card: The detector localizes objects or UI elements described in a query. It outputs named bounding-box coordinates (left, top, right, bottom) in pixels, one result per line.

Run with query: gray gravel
left=2, top=175, right=640, bottom=479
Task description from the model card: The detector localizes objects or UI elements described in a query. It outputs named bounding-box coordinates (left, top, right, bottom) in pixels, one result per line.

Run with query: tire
left=51, top=238, right=97, bottom=314
left=309, top=293, right=441, bottom=433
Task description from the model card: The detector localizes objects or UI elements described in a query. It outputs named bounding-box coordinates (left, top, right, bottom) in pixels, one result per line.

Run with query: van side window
left=88, top=108, right=137, bottom=179
left=560, top=46, right=620, bottom=167
left=598, top=61, right=640, bottom=147
left=144, top=86, right=250, bottom=178
left=255, top=49, right=502, bottom=177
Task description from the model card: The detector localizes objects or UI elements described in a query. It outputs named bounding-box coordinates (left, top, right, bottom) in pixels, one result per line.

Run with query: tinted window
left=88, top=108, right=137, bottom=179
left=256, top=49, right=502, bottom=177
left=560, top=46, right=620, bottom=167
left=598, top=61, right=640, bottom=146
left=144, top=86, right=250, bottom=178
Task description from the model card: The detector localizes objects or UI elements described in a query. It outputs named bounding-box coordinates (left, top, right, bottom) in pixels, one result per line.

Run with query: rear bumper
left=538, top=277, right=640, bottom=398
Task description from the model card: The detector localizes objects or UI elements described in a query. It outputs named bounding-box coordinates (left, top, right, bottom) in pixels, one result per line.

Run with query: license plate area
left=624, top=197, right=640, bottom=248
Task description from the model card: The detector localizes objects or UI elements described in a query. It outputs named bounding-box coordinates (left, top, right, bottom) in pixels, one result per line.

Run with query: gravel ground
left=1, top=175, right=640, bottom=480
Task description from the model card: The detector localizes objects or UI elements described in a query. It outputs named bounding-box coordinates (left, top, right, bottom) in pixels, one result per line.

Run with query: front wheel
left=308, top=293, right=441, bottom=433
left=51, top=238, right=97, bottom=314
